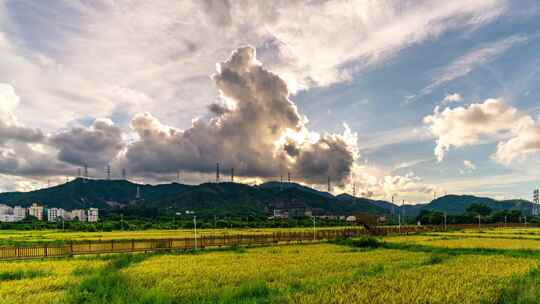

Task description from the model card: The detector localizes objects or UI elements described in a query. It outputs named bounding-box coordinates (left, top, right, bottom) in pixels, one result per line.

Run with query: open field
left=0, top=227, right=363, bottom=247
left=2, top=227, right=540, bottom=303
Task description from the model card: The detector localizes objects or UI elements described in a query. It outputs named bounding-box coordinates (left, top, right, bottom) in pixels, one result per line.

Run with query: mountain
left=0, top=179, right=533, bottom=218
left=423, top=195, right=533, bottom=215
left=0, top=178, right=393, bottom=217
left=0, top=178, right=191, bottom=210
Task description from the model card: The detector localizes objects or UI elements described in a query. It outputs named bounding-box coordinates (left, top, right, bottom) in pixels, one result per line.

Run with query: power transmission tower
left=106, top=165, right=111, bottom=180
left=533, top=189, right=539, bottom=215
left=327, top=176, right=331, bottom=193
left=83, top=164, right=88, bottom=183
left=287, top=172, right=291, bottom=184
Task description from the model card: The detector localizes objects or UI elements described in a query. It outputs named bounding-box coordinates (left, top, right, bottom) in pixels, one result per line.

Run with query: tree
left=466, top=203, right=492, bottom=216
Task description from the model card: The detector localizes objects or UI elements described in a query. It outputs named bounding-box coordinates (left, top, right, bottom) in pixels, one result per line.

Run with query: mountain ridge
left=0, top=178, right=534, bottom=217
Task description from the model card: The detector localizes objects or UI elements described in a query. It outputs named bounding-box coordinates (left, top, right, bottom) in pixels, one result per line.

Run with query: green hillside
left=0, top=179, right=533, bottom=218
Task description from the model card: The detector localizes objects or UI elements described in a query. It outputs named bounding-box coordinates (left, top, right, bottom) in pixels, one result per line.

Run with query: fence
left=0, top=226, right=432, bottom=260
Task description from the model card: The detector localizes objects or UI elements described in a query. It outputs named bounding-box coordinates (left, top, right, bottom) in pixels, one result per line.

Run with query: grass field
left=0, top=227, right=356, bottom=247
left=2, top=227, right=540, bottom=303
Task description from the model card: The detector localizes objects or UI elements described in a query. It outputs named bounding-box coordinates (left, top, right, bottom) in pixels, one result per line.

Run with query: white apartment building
left=0, top=214, right=17, bottom=222
left=88, top=208, right=99, bottom=222
left=13, top=206, right=26, bottom=221
left=48, top=208, right=66, bottom=222
left=0, top=204, right=12, bottom=215
left=72, top=209, right=87, bottom=222
left=28, top=203, right=44, bottom=220
left=0, top=204, right=27, bottom=222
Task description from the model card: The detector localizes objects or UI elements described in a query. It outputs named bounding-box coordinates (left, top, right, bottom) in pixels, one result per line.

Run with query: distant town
left=0, top=203, right=98, bottom=223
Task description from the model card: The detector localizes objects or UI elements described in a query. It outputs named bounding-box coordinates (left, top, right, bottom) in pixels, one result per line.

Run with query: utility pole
left=231, top=168, right=234, bottom=182
left=402, top=200, right=406, bottom=227
left=443, top=212, right=447, bottom=231
left=106, top=165, right=111, bottom=180
left=477, top=215, right=481, bottom=230
left=216, top=163, right=220, bottom=183
left=122, top=168, right=126, bottom=180
left=398, top=199, right=402, bottom=232
left=288, top=172, right=291, bottom=184
left=193, top=215, right=198, bottom=250
left=312, top=216, right=316, bottom=241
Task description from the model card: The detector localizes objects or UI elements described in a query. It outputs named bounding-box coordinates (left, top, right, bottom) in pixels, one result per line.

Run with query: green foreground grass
left=3, top=228, right=540, bottom=303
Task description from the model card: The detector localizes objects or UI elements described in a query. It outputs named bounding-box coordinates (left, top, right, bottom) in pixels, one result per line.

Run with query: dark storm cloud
left=51, top=118, right=124, bottom=168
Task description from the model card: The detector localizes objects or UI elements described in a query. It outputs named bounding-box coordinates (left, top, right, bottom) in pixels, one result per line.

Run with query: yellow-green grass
left=0, top=241, right=537, bottom=303
left=3, top=228, right=540, bottom=303
left=0, top=227, right=354, bottom=247
left=0, top=258, right=107, bottom=304
left=384, top=234, right=540, bottom=251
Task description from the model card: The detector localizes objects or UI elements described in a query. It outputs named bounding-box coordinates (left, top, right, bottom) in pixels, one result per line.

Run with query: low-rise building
left=63, top=211, right=73, bottom=221
left=71, top=209, right=87, bottom=222
left=88, top=208, right=99, bottom=222
left=0, top=214, right=17, bottom=222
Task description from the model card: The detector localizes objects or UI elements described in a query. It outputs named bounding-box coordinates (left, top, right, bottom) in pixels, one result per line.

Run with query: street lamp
left=312, top=215, right=316, bottom=241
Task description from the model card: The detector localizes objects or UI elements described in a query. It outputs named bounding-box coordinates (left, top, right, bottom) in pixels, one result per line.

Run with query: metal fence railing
left=0, top=226, right=434, bottom=260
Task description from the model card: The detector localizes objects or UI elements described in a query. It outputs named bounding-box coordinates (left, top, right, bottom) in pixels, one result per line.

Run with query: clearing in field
left=2, top=227, right=540, bottom=303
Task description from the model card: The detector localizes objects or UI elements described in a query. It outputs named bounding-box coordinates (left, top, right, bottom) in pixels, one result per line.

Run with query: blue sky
left=0, top=1, right=539, bottom=203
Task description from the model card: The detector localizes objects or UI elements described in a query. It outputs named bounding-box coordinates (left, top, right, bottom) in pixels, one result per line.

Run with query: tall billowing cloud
left=124, top=46, right=358, bottom=185
left=423, top=99, right=519, bottom=161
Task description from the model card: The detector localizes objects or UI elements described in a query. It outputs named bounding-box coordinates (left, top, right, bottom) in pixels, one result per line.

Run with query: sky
left=0, top=0, right=540, bottom=203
